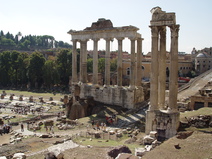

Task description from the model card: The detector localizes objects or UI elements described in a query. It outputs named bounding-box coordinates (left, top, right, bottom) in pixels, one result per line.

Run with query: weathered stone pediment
left=150, top=7, right=176, bottom=26
left=84, top=18, right=113, bottom=30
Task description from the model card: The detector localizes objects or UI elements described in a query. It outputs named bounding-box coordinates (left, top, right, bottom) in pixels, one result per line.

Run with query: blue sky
left=0, top=0, right=211, bottom=54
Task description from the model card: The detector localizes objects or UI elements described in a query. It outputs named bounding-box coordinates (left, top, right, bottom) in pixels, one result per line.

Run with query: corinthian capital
left=150, top=26, right=159, bottom=38
left=170, top=25, right=180, bottom=38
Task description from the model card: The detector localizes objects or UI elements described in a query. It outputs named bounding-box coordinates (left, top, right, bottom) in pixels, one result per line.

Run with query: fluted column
left=105, top=38, right=112, bottom=86
left=169, top=25, right=180, bottom=111
left=158, top=26, right=166, bottom=109
left=136, top=37, right=143, bottom=87
left=129, top=38, right=136, bottom=89
left=72, top=40, right=78, bottom=84
left=93, top=38, right=99, bottom=85
left=149, top=26, right=159, bottom=110
left=80, top=39, right=88, bottom=83
left=117, top=38, right=124, bottom=87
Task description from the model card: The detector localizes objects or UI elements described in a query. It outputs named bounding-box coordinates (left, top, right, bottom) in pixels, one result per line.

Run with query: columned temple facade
left=68, top=18, right=144, bottom=109
left=145, top=7, right=180, bottom=139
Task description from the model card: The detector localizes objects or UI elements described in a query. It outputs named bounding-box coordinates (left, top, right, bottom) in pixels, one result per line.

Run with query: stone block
left=149, top=131, right=157, bottom=138
left=143, top=135, right=155, bottom=145
left=135, top=147, right=146, bottom=157
left=12, top=153, right=26, bottom=159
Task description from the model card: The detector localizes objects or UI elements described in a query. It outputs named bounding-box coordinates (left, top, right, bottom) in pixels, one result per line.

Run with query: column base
left=146, top=109, right=180, bottom=140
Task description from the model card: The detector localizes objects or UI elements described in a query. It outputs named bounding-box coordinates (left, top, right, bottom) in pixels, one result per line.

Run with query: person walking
left=21, top=123, right=24, bottom=132
left=91, top=120, right=95, bottom=129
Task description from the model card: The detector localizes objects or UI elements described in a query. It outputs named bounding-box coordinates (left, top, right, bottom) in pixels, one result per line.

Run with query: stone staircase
left=116, top=101, right=149, bottom=128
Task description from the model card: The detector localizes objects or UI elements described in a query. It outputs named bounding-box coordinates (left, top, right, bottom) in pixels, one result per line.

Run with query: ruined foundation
left=79, top=84, right=144, bottom=109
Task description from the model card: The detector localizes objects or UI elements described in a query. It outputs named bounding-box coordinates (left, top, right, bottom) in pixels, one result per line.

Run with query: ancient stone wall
left=79, top=84, right=144, bottom=109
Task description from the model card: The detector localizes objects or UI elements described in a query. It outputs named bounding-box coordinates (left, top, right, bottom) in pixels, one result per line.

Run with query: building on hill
left=194, top=52, right=212, bottom=75
left=190, top=47, right=212, bottom=75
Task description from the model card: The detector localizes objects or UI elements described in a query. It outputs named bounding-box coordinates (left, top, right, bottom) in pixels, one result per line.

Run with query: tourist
left=33, top=126, right=36, bottom=136
left=45, top=126, right=48, bottom=133
left=50, top=126, right=54, bottom=134
left=0, top=126, right=3, bottom=135
left=21, top=123, right=24, bottom=132
left=91, top=120, right=95, bottom=129
left=103, top=123, right=106, bottom=131
left=96, top=121, right=100, bottom=130
left=101, top=122, right=104, bottom=130
left=105, top=116, right=109, bottom=125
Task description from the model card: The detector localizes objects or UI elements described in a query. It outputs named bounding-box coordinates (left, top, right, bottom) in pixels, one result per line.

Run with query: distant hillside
left=0, top=30, right=72, bottom=51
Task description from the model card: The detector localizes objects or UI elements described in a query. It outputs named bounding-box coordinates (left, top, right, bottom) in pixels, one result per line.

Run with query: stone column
left=93, top=38, right=99, bottom=85
left=129, top=38, right=136, bottom=89
left=117, top=38, right=124, bottom=87
left=149, top=26, right=159, bottom=110
left=79, top=41, right=83, bottom=82
left=158, top=26, right=166, bottom=109
left=72, top=39, right=78, bottom=84
left=80, top=39, right=88, bottom=83
left=169, top=25, right=180, bottom=111
left=105, top=38, right=112, bottom=86
left=136, top=37, right=143, bottom=87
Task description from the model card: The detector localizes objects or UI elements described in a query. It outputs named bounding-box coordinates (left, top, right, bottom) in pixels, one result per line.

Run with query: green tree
left=10, top=51, right=21, bottom=86
left=110, top=58, right=117, bottom=72
left=27, top=52, right=45, bottom=88
left=87, top=58, right=93, bottom=73
left=98, top=58, right=105, bottom=74
left=56, top=49, right=72, bottom=85
left=17, top=52, right=29, bottom=87
left=0, top=30, right=4, bottom=37
left=19, top=39, right=30, bottom=50
left=43, top=60, right=59, bottom=89
left=0, top=51, right=12, bottom=86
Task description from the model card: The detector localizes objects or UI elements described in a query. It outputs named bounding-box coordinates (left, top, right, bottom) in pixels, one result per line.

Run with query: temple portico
left=145, top=7, right=180, bottom=140
left=68, top=18, right=144, bottom=109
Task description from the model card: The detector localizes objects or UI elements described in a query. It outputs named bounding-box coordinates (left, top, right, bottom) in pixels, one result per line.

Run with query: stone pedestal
left=146, top=109, right=180, bottom=140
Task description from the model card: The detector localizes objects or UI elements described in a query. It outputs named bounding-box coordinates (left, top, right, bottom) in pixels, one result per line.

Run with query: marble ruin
left=68, top=18, right=144, bottom=109
left=145, top=7, right=180, bottom=140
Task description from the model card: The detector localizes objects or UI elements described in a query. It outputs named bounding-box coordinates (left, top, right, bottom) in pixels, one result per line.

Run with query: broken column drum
left=68, top=18, right=144, bottom=109
left=146, top=7, right=180, bottom=139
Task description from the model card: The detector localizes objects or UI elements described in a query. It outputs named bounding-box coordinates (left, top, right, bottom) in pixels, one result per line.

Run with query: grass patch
left=73, top=134, right=143, bottom=154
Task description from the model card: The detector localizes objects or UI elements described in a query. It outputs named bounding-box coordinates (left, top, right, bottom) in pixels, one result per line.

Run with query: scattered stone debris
left=176, top=131, right=193, bottom=139
left=107, top=145, right=132, bottom=159
left=184, top=115, right=212, bottom=128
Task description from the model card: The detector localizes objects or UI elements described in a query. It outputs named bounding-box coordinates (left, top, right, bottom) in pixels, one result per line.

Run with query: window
left=127, top=68, right=130, bottom=75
